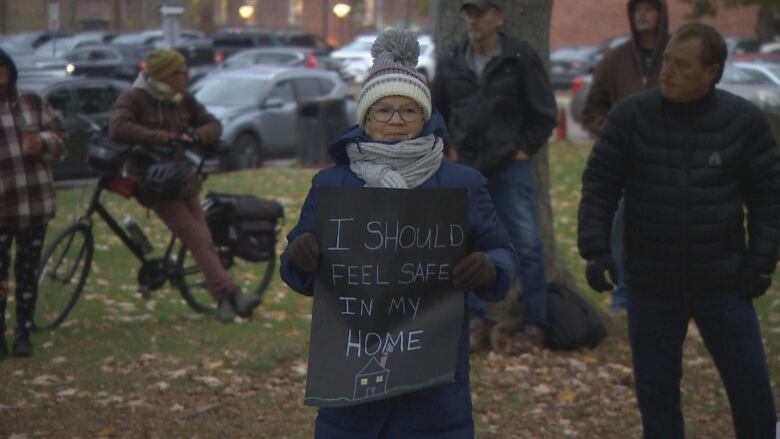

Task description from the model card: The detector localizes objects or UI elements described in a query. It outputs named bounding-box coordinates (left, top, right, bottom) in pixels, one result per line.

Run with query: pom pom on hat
left=356, top=29, right=432, bottom=127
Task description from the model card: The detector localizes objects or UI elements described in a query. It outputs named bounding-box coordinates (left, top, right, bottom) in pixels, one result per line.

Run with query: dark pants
left=0, top=226, right=48, bottom=334
left=627, top=290, right=777, bottom=439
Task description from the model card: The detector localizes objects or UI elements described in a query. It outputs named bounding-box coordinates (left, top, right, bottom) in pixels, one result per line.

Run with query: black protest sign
left=304, top=187, right=469, bottom=407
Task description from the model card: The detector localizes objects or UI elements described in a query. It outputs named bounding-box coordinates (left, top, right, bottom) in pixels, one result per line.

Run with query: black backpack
left=544, top=282, right=607, bottom=350
left=203, top=192, right=284, bottom=262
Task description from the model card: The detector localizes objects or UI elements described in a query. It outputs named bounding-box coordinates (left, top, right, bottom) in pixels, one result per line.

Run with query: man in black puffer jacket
left=578, top=23, right=778, bottom=439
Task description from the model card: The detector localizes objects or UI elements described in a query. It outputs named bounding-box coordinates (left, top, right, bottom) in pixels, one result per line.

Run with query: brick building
left=551, top=0, right=759, bottom=49
left=0, top=0, right=761, bottom=49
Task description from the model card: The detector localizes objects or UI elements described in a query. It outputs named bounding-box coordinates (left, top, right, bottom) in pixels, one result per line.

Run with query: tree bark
left=434, top=0, right=582, bottom=329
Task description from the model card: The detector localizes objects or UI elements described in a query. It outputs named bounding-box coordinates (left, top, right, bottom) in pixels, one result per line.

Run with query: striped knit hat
left=356, top=29, right=432, bottom=128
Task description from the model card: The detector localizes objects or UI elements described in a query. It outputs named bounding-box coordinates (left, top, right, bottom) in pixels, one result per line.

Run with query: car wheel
left=228, top=133, right=261, bottom=171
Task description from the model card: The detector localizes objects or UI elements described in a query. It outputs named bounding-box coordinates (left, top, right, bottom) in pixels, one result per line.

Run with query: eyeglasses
left=369, top=105, right=423, bottom=123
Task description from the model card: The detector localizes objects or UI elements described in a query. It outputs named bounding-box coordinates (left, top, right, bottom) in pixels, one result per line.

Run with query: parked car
left=725, top=36, right=761, bottom=56
left=17, top=76, right=130, bottom=180
left=720, top=62, right=780, bottom=111
left=330, top=33, right=436, bottom=83
left=190, top=65, right=356, bottom=170
left=733, top=62, right=780, bottom=86
left=220, top=47, right=344, bottom=79
left=275, top=30, right=333, bottom=54
left=111, top=29, right=205, bottom=47
left=212, top=28, right=280, bottom=63
left=3, top=31, right=73, bottom=53
left=33, top=32, right=115, bottom=58
left=62, top=44, right=150, bottom=81
left=550, top=45, right=599, bottom=90
left=569, top=62, right=780, bottom=132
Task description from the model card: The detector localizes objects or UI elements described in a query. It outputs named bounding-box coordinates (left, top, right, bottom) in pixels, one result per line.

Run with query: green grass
left=0, top=144, right=778, bottom=438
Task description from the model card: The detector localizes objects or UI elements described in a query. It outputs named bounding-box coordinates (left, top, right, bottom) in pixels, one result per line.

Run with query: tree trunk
left=434, top=0, right=582, bottom=330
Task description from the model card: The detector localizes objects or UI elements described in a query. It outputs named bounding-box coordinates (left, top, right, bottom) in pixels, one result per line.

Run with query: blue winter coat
left=280, top=113, right=517, bottom=439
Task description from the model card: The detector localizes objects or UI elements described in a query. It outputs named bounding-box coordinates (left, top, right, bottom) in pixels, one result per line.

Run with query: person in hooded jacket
left=582, top=0, right=669, bottom=313
left=280, top=29, right=516, bottom=439
left=0, top=48, right=67, bottom=358
left=110, top=49, right=259, bottom=322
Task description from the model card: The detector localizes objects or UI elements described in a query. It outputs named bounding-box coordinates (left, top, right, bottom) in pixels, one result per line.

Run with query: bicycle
left=33, top=139, right=281, bottom=330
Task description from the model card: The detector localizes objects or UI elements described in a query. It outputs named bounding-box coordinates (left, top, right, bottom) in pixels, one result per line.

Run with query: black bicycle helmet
left=141, top=160, right=191, bottom=201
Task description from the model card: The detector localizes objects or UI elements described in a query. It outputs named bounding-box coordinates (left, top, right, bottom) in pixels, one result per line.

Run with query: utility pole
left=322, top=0, right=329, bottom=45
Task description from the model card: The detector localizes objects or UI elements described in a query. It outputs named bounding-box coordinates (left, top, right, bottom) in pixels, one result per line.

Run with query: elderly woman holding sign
left=281, top=29, right=516, bottom=439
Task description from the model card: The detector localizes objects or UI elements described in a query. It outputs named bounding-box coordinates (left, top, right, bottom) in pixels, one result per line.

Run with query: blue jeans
left=627, top=291, right=776, bottom=439
left=468, top=159, right=547, bottom=329
left=610, top=197, right=628, bottom=310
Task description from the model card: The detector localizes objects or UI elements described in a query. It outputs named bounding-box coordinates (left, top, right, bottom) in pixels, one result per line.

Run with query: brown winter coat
left=109, top=74, right=221, bottom=182
left=582, top=0, right=669, bottom=136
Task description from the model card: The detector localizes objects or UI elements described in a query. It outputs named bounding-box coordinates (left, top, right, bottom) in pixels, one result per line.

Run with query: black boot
left=226, top=288, right=260, bottom=319
left=11, top=328, right=33, bottom=357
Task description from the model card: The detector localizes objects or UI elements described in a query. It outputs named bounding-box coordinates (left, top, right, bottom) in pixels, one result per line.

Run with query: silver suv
left=191, top=65, right=356, bottom=170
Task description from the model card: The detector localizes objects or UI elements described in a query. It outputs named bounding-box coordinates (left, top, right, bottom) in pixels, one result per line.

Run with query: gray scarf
left=133, top=72, right=183, bottom=105
left=346, top=134, right=444, bottom=189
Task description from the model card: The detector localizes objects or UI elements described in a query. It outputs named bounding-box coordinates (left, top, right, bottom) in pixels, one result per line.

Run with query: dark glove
left=585, top=255, right=617, bottom=293
left=287, top=232, right=319, bottom=274
left=453, top=252, right=497, bottom=292
left=739, top=268, right=772, bottom=299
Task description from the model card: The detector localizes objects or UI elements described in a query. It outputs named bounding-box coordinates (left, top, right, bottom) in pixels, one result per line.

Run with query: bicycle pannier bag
left=203, top=192, right=284, bottom=262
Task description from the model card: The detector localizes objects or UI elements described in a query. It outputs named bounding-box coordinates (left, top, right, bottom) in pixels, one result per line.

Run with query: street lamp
left=238, top=4, right=254, bottom=20
left=332, top=3, right=351, bottom=18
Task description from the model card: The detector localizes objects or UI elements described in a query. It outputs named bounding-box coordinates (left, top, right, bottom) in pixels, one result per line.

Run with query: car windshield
left=4, top=33, right=38, bottom=50
left=113, top=33, right=155, bottom=45
left=0, top=40, right=25, bottom=55
left=193, top=76, right=270, bottom=107
left=34, top=37, right=78, bottom=57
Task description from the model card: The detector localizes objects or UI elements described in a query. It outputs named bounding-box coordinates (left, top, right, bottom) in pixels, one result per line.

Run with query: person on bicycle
left=109, top=49, right=259, bottom=322
left=281, top=29, right=517, bottom=438
left=0, top=48, right=67, bottom=358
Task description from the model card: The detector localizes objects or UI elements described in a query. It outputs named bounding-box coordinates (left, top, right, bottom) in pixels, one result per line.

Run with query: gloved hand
left=585, top=255, right=617, bottom=293
left=287, top=232, right=320, bottom=274
left=739, top=268, right=772, bottom=299
left=453, top=252, right=497, bottom=292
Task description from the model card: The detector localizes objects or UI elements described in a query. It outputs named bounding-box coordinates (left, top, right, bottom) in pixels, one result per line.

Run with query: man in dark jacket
left=432, top=0, right=557, bottom=351
left=582, top=0, right=669, bottom=314
left=578, top=23, right=778, bottom=439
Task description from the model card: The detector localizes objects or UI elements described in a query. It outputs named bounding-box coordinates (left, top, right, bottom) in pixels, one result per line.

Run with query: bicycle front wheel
left=34, top=223, right=94, bottom=331
left=174, top=245, right=276, bottom=315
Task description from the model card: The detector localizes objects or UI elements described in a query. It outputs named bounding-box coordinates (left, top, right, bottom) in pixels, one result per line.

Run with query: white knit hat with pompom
left=356, top=29, right=432, bottom=128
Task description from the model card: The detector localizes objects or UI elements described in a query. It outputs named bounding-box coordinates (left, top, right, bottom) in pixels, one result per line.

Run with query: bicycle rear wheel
left=174, top=245, right=276, bottom=315
left=34, top=223, right=94, bottom=331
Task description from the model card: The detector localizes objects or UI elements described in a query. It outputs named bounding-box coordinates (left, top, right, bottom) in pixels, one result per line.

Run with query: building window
left=376, top=375, right=383, bottom=383
left=289, top=0, right=302, bottom=26
left=360, top=378, right=368, bottom=385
